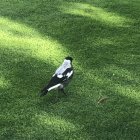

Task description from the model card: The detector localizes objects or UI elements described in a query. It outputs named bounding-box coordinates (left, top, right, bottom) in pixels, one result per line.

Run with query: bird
left=39, top=56, right=74, bottom=97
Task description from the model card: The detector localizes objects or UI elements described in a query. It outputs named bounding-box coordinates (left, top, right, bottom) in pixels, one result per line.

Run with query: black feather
left=39, top=57, right=74, bottom=97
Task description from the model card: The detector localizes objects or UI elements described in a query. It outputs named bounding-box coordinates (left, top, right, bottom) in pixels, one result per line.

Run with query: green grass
left=0, top=0, right=140, bottom=139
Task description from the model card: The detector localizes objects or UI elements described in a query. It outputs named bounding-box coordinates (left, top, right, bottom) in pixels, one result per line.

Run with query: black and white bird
left=39, top=56, right=74, bottom=97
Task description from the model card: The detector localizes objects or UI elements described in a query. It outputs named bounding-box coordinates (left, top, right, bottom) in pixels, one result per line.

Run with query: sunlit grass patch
left=0, top=17, right=38, bottom=37
left=60, top=2, right=133, bottom=27
left=103, top=65, right=139, bottom=83
left=36, top=114, right=77, bottom=131
left=101, top=65, right=140, bottom=99
left=0, top=17, right=68, bottom=66
left=0, top=76, right=11, bottom=89
left=79, top=63, right=140, bottom=102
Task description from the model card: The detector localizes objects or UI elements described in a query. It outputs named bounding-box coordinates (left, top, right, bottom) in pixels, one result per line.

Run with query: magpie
left=39, top=56, right=74, bottom=97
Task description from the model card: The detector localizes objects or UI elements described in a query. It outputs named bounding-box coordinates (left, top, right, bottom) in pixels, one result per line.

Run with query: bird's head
left=65, top=56, right=73, bottom=63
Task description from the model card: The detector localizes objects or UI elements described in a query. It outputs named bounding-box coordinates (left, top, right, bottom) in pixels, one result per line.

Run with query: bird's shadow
left=38, top=90, right=70, bottom=105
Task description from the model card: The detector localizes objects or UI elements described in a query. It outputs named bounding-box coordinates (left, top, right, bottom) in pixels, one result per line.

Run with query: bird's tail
left=39, top=75, right=61, bottom=97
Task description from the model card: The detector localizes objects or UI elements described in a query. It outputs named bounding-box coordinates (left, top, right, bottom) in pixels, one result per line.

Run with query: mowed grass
left=0, top=0, right=140, bottom=139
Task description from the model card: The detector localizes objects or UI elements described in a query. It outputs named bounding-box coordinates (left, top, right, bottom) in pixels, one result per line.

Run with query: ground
left=0, top=0, right=140, bottom=139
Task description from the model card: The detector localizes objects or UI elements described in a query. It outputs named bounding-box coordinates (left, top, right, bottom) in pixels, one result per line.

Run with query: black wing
left=41, top=67, right=73, bottom=92
left=41, top=75, right=65, bottom=92
left=62, top=67, right=74, bottom=83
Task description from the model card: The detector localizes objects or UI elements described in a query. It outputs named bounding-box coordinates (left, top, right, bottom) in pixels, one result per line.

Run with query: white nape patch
left=57, top=74, right=63, bottom=78
left=55, top=60, right=71, bottom=75
left=48, top=84, right=61, bottom=91
left=63, top=59, right=71, bottom=66
left=67, top=70, right=73, bottom=78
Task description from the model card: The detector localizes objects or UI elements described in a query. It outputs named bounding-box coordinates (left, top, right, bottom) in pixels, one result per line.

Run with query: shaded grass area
left=0, top=0, right=140, bottom=139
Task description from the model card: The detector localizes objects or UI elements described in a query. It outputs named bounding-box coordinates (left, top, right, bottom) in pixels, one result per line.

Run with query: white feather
left=57, top=75, right=63, bottom=78
left=55, top=59, right=71, bottom=75
left=66, top=70, right=73, bottom=78
left=48, top=84, right=61, bottom=91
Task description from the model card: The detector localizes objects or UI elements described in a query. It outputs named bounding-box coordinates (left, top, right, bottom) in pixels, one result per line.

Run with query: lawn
left=0, top=0, right=140, bottom=139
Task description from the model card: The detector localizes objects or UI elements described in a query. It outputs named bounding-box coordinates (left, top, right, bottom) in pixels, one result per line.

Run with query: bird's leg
left=60, top=88, right=67, bottom=96
left=54, top=90, right=59, bottom=102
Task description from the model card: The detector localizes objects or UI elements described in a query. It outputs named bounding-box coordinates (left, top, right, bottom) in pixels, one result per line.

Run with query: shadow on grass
left=0, top=0, right=140, bottom=139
